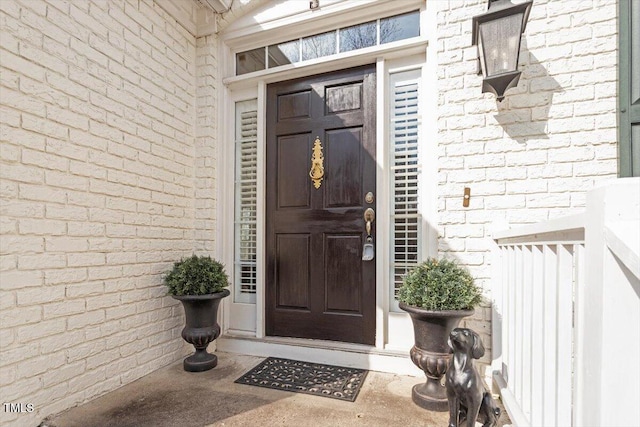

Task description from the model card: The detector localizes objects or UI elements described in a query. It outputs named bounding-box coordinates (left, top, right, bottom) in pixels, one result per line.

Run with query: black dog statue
left=445, top=328, right=500, bottom=427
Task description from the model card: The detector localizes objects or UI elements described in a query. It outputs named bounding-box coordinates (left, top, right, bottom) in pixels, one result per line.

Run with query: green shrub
left=164, top=255, right=229, bottom=296
left=398, top=258, right=482, bottom=310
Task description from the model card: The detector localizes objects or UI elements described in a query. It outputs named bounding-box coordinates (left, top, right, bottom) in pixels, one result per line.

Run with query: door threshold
left=217, top=334, right=422, bottom=376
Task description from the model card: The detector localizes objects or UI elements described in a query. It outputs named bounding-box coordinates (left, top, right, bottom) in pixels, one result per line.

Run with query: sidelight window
left=234, top=99, right=258, bottom=304
left=389, top=69, right=421, bottom=311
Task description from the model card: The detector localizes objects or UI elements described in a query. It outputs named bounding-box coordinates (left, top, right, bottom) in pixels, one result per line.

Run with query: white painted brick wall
left=195, top=34, right=218, bottom=255
left=0, top=1, right=198, bottom=425
left=435, top=0, right=618, bottom=366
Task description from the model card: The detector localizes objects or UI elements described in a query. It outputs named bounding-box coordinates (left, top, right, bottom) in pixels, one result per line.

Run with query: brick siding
left=0, top=1, right=198, bottom=425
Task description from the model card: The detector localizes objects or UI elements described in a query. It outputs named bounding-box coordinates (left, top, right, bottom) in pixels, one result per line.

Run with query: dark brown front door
left=266, top=65, right=376, bottom=345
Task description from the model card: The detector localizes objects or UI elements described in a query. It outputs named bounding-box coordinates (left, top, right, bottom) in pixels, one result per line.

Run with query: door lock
left=365, top=192, right=374, bottom=204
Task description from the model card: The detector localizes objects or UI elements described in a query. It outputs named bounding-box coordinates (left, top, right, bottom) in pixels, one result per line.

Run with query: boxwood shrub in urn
left=398, top=258, right=483, bottom=411
left=164, top=255, right=230, bottom=372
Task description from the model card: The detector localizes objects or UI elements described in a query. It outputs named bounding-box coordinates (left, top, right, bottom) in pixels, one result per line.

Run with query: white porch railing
left=491, top=178, right=640, bottom=427
left=492, top=216, right=584, bottom=427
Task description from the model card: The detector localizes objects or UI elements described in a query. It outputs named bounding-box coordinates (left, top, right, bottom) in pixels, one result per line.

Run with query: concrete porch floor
left=43, top=352, right=510, bottom=427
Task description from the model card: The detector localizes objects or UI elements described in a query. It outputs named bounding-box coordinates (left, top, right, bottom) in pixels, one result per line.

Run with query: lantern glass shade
left=478, top=13, right=524, bottom=77
left=472, top=0, right=532, bottom=101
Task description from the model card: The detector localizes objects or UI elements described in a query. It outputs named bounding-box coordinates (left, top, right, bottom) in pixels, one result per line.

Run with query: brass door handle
left=309, top=136, right=324, bottom=189
left=364, top=208, right=375, bottom=235
left=362, top=208, right=375, bottom=261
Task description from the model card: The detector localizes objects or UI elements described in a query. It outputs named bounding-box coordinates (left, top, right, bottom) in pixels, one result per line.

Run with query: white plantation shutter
left=234, top=100, right=258, bottom=304
left=389, top=70, right=421, bottom=311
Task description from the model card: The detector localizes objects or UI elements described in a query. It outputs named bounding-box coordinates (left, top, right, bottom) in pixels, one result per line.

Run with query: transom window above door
left=235, top=10, right=420, bottom=75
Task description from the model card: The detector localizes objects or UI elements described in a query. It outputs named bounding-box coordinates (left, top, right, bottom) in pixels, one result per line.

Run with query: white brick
left=88, top=33, right=123, bottom=63
left=0, top=163, right=44, bottom=187
left=89, top=120, right=123, bottom=143
left=574, top=159, right=616, bottom=176
left=466, top=154, right=505, bottom=169
left=69, top=65, right=108, bottom=96
left=505, top=150, right=547, bottom=166
left=67, top=366, right=106, bottom=394
left=47, top=105, right=89, bottom=131
left=67, top=309, right=105, bottom=330
left=22, top=114, right=69, bottom=139
left=1, top=87, right=47, bottom=117
left=86, top=347, right=121, bottom=370
left=1, top=126, right=46, bottom=152
left=65, top=281, right=103, bottom=298
left=507, top=179, right=548, bottom=194
left=68, top=98, right=106, bottom=122
left=0, top=50, right=46, bottom=81
left=19, top=41, right=68, bottom=75
left=45, top=170, right=89, bottom=191
left=105, top=303, right=137, bottom=321
left=69, top=5, right=108, bottom=38
left=0, top=305, right=42, bottom=328
left=46, top=204, right=88, bottom=221
left=23, top=149, right=70, bottom=172
left=0, top=254, right=17, bottom=272
left=526, top=193, right=571, bottom=208
left=42, top=360, right=86, bottom=388
left=87, top=266, right=122, bottom=282
left=0, top=108, right=21, bottom=132
left=16, top=285, right=66, bottom=306
left=0, top=0, right=20, bottom=18
left=67, top=221, right=105, bottom=236
left=46, top=138, right=89, bottom=161
left=43, top=299, right=86, bottom=319
left=45, top=237, right=89, bottom=252
left=67, top=252, right=105, bottom=267
left=17, top=318, right=66, bottom=343
left=0, top=376, right=41, bottom=402
left=18, top=253, right=66, bottom=270
left=19, top=183, right=67, bottom=204
left=45, top=267, right=88, bottom=286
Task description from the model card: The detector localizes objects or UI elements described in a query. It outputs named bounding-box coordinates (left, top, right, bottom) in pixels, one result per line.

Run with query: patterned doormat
left=234, top=357, right=368, bottom=402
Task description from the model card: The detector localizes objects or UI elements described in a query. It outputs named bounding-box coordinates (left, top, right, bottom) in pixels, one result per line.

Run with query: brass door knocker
left=309, top=136, right=324, bottom=189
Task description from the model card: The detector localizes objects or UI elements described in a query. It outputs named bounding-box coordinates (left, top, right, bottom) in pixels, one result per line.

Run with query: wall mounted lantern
left=472, top=0, right=533, bottom=101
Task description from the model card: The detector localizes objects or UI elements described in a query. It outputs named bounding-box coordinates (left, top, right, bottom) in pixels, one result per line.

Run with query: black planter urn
left=172, top=289, right=230, bottom=372
left=399, top=303, right=474, bottom=411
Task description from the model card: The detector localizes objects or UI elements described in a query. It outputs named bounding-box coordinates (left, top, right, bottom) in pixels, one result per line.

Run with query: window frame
left=619, top=0, right=640, bottom=177
left=233, top=99, right=259, bottom=304
left=387, top=68, right=423, bottom=313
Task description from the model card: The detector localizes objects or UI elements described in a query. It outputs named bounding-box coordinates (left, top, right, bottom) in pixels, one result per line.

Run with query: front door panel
left=266, top=65, right=376, bottom=345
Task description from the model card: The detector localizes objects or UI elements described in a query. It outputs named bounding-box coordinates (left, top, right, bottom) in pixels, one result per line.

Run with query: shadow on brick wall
left=493, top=50, right=564, bottom=144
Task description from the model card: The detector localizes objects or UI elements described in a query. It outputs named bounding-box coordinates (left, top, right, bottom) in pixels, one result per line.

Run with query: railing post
left=574, top=178, right=640, bottom=427
left=490, top=235, right=503, bottom=393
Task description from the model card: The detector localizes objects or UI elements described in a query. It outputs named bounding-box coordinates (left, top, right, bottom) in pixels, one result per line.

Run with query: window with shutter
left=234, top=100, right=258, bottom=304
left=389, top=69, right=421, bottom=311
